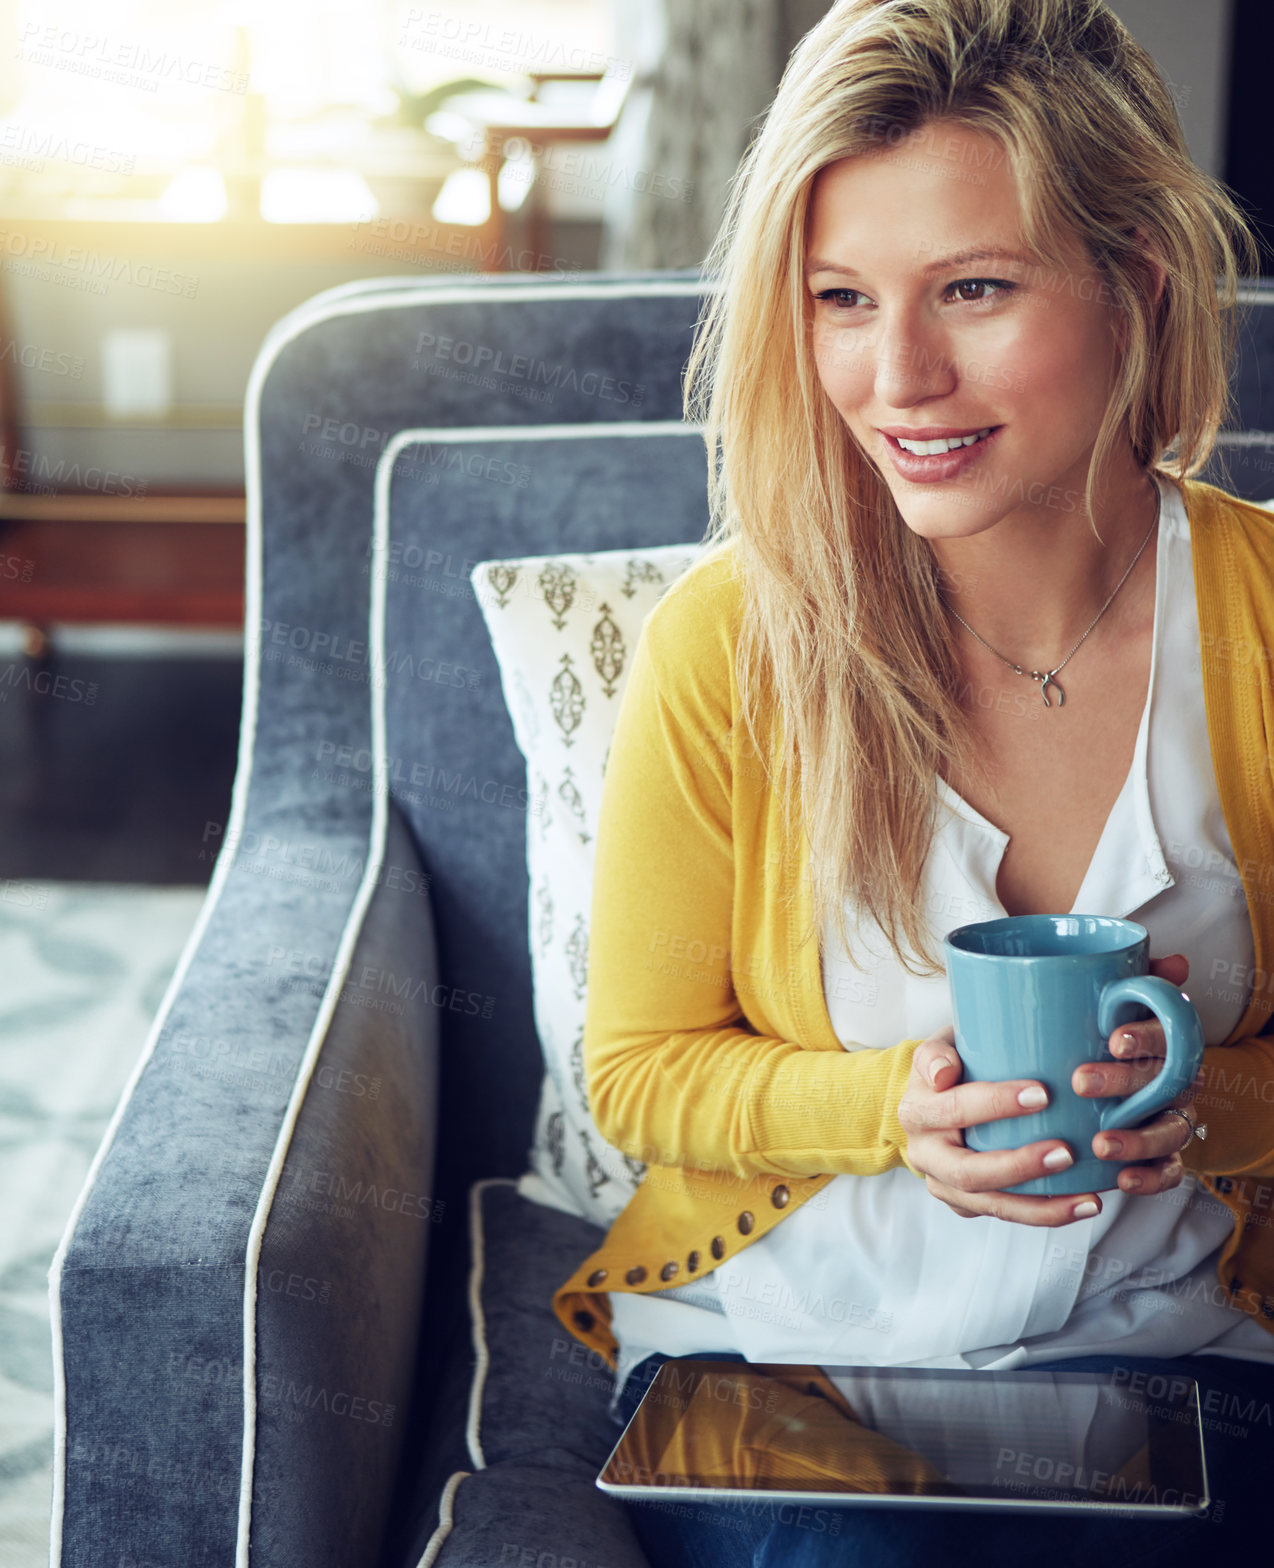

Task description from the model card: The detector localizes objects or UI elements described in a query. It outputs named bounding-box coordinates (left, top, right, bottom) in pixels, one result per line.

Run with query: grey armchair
left=47, top=271, right=1274, bottom=1568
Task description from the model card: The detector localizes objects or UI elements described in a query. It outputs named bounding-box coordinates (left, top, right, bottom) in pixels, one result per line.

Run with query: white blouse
left=607, top=475, right=1274, bottom=1408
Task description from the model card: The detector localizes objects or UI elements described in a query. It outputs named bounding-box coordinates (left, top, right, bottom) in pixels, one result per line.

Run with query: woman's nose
left=872, top=315, right=957, bottom=406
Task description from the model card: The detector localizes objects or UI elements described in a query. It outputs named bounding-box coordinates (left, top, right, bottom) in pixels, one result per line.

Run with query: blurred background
left=1, top=4, right=1272, bottom=1562
left=0, top=0, right=1269, bottom=888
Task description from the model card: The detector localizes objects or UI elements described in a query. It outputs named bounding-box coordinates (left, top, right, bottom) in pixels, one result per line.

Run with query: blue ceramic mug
left=943, top=914, right=1204, bottom=1196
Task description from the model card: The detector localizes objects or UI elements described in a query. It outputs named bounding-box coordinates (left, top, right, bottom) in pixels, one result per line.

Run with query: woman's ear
left=1115, top=232, right=1167, bottom=352
left=1135, top=236, right=1168, bottom=314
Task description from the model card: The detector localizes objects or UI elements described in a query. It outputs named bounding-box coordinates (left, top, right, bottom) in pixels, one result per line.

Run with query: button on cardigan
left=553, top=477, right=1274, bottom=1371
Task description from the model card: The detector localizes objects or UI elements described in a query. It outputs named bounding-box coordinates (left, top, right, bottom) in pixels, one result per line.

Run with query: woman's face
left=805, top=120, right=1127, bottom=542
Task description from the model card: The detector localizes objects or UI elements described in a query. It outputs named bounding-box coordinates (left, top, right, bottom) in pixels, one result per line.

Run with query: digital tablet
left=597, top=1361, right=1209, bottom=1517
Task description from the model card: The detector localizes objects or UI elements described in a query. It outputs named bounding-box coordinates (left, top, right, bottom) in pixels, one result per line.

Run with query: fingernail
left=1081, top=1069, right=1105, bottom=1094
left=1017, top=1086, right=1048, bottom=1108
left=1114, top=1032, right=1136, bottom=1055
left=1101, top=1135, right=1123, bottom=1158
left=1072, top=1200, right=1100, bottom=1219
left=1123, top=1173, right=1143, bottom=1192
left=1043, top=1147, right=1073, bottom=1170
left=928, top=1057, right=950, bottom=1086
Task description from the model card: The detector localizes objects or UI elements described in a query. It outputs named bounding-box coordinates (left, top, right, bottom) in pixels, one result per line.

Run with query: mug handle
left=1095, top=974, right=1205, bottom=1132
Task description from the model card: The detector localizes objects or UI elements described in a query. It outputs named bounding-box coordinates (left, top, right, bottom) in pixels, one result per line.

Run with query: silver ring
left=1163, top=1106, right=1206, bottom=1146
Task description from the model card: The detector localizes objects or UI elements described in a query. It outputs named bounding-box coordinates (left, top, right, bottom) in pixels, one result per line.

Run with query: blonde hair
left=684, top=0, right=1259, bottom=978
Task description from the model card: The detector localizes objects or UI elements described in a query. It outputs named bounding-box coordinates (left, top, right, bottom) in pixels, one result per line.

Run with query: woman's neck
left=926, top=467, right=1162, bottom=670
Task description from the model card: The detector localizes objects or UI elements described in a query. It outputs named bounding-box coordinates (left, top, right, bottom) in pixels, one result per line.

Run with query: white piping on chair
left=415, top=1469, right=471, bottom=1568
left=406, top=1172, right=529, bottom=1564
left=464, top=1177, right=520, bottom=1470
left=232, top=360, right=396, bottom=1565
left=406, top=1173, right=519, bottom=1566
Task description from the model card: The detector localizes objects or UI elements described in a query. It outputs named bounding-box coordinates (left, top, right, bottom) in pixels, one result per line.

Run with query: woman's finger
left=1093, top=1105, right=1196, bottom=1167
left=923, top=1173, right=1102, bottom=1227
left=1105, top=955, right=1191, bottom=1062
left=899, top=1074, right=1051, bottom=1134
left=911, top=1028, right=960, bottom=1088
left=1072, top=1054, right=1168, bottom=1098
left=920, top=1133, right=1085, bottom=1196
left=1112, top=1154, right=1186, bottom=1196
left=1102, top=956, right=1189, bottom=1061
left=1148, top=953, right=1189, bottom=987
left=1107, top=1021, right=1168, bottom=1060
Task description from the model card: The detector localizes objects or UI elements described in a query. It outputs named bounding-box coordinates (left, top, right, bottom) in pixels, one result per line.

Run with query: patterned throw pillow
left=471, top=544, right=706, bottom=1224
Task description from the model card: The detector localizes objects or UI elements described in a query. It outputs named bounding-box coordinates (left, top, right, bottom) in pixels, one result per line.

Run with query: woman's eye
left=815, top=288, right=867, bottom=310
left=948, top=278, right=1013, bottom=303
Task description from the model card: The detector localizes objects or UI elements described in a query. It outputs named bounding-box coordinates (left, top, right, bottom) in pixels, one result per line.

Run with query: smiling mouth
left=888, top=427, right=998, bottom=456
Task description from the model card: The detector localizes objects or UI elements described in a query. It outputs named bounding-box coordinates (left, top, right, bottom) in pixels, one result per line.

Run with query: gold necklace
left=939, top=485, right=1160, bottom=708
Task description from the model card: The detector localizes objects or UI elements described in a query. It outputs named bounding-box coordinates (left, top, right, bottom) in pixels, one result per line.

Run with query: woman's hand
left=899, top=1027, right=1101, bottom=1225
left=897, top=954, right=1198, bottom=1225
left=1072, top=952, right=1200, bottom=1195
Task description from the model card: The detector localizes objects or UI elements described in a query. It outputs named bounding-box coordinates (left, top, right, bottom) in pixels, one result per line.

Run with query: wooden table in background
left=0, top=492, right=246, bottom=652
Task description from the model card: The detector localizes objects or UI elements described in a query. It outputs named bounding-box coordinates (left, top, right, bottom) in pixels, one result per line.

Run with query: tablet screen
left=597, top=1361, right=1209, bottom=1516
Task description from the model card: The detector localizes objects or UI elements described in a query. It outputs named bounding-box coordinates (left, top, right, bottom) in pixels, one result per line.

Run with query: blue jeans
left=616, top=1351, right=1272, bottom=1567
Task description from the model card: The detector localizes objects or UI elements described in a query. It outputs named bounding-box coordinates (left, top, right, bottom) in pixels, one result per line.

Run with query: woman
left=554, top=0, right=1274, bottom=1561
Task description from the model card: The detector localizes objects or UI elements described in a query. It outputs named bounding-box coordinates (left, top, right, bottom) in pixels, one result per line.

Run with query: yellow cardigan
left=553, top=478, right=1274, bottom=1368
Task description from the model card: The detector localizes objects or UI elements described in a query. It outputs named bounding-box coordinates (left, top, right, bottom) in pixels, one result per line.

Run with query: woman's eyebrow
left=805, top=247, right=1033, bottom=279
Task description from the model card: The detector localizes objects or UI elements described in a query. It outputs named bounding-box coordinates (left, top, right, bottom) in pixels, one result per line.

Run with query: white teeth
left=896, top=427, right=992, bottom=456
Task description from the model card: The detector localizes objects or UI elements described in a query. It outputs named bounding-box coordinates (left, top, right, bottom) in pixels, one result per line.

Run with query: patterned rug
left=0, top=882, right=205, bottom=1568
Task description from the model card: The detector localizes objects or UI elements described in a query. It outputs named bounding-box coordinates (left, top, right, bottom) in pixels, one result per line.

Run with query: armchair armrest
left=50, top=802, right=439, bottom=1568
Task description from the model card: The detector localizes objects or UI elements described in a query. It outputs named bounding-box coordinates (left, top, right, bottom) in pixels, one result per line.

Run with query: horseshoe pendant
left=1039, top=673, right=1065, bottom=708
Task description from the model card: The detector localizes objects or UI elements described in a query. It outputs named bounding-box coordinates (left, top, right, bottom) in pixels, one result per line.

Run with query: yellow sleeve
left=583, top=584, right=922, bottom=1182
left=1188, top=1035, right=1274, bottom=1178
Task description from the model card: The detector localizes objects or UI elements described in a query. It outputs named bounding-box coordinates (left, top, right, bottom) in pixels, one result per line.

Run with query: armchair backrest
left=249, top=275, right=709, bottom=1197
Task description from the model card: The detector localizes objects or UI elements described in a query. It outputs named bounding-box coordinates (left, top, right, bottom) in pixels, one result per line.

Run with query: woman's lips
left=881, top=425, right=1003, bottom=483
